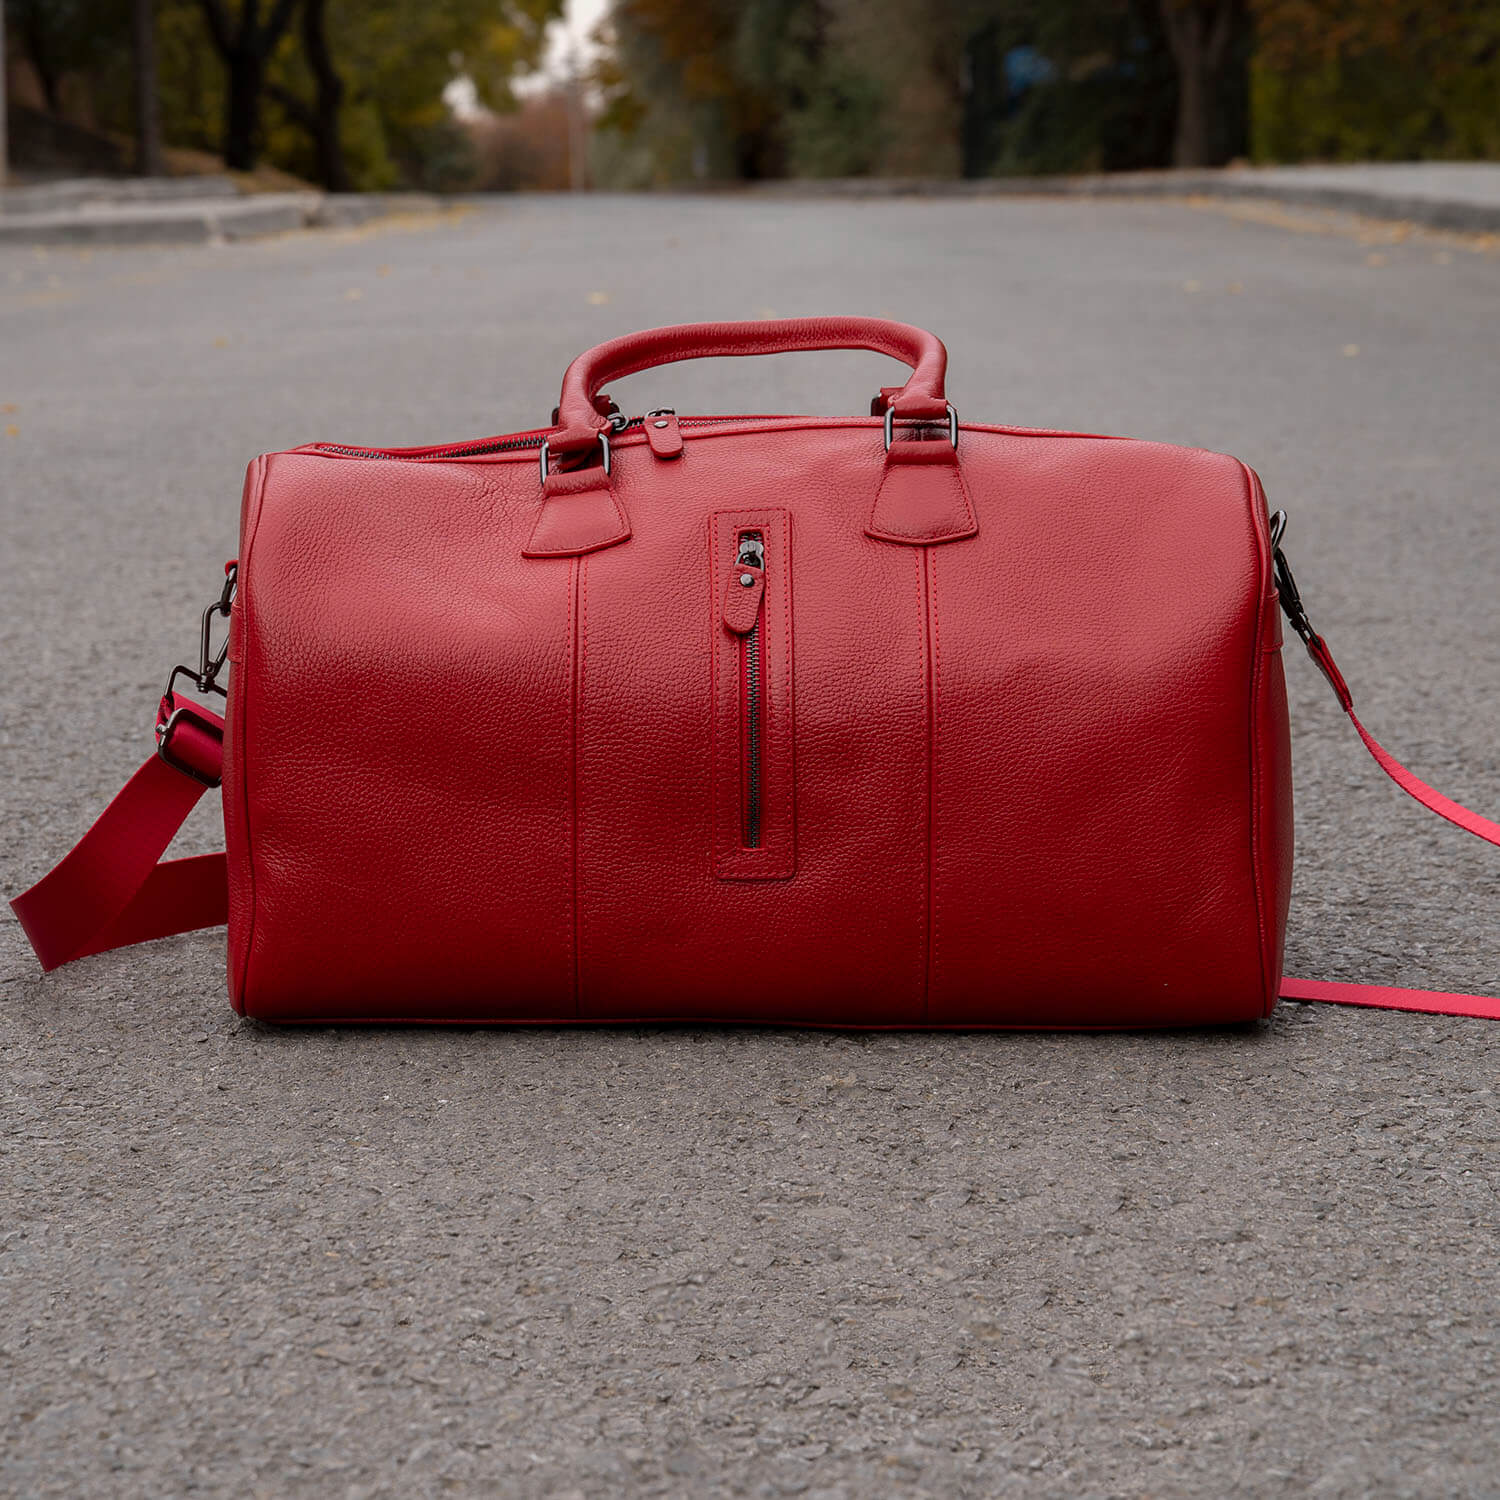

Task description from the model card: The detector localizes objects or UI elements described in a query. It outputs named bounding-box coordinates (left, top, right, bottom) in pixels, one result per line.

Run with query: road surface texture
left=3, top=196, right=1499, bottom=1498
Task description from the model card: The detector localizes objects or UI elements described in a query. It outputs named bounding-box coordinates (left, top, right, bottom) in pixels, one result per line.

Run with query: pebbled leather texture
left=525, top=466, right=632, bottom=557
left=866, top=440, right=979, bottom=546
left=224, top=351, right=1291, bottom=1024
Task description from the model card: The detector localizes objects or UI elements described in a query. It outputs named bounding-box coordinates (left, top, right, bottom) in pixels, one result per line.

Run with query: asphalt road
left=3, top=195, right=1499, bottom=1499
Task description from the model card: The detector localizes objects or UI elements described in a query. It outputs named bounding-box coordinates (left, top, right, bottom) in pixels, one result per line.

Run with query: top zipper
left=313, top=432, right=544, bottom=461
left=311, top=415, right=793, bottom=463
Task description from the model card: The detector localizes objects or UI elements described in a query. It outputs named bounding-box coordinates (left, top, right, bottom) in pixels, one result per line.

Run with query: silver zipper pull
left=725, top=532, right=765, bottom=635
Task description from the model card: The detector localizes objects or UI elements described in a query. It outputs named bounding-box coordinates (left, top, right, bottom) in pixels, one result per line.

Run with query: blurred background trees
left=2, top=0, right=1497, bottom=190
left=2, top=0, right=562, bottom=188
left=1250, top=0, right=1500, bottom=162
left=593, top=0, right=1496, bottom=183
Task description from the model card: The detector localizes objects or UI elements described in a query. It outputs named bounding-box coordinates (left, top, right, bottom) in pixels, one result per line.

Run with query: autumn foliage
left=594, top=0, right=1500, bottom=183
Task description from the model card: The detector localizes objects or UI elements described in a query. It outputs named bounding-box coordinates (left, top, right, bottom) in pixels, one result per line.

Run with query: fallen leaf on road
left=5, top=425, right=19, bottom=437
left=1365, top=253, right=1387, bottom=267
left=1182, top=280, right=1201, bottom=293
left=587, top=290, right=610, bottom=305
left=377, top=265, right=391, bottom=277
left=213, top=336, right=230, bottom=348
left=0, top=403, right=16, bottom=413
left=344, top=288, right=364, bottom=301
left=1342, top=344, right=1360, bottom=357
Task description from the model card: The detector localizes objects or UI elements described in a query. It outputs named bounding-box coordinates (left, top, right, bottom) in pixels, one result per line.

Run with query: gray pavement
left=758, top=160, right=1500, bottom=233
left=2, top=194, right=1499, bottom=1498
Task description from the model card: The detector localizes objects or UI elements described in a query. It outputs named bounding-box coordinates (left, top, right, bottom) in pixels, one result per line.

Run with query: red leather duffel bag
left=12, top=319, right=1500, bottom=1025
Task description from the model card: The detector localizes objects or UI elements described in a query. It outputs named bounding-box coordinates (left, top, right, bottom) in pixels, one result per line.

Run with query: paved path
left=757, top=160, right=1500, bottom=232
left=3, top=196, right=1499, bottom=1498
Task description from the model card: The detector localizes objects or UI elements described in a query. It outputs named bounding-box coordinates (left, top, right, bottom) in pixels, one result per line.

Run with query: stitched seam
left=914, top=548, right=933, bottom=1021
left=780, top=510, right=794, bottom=876
left=710, top=513, right=720, bottom=876
left=918, top=546, right=942, bottom=1026
left=234, top=454, right=269, bottom=1016
left=954, top=465, right=977, bottom=534
left=1240, top=462, right=1274, bottom=1018
left=571, top=556, right=584, bottom=1018
left=927, top=548, right=941, bottom=1022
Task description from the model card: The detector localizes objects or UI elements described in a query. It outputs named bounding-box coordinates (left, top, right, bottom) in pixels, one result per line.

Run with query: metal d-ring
left=539, top=431, right=612, bottom=484
left=883, top=401, right=959, bottom=453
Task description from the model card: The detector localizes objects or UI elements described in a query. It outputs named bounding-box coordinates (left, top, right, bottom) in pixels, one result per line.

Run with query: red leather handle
left=553, top=318, right=949, bottom=448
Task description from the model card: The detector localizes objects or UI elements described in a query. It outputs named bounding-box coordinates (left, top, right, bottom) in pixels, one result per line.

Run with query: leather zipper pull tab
left=723, top=535, right=766, bottom=635
left=723, top=565, right=764, bottom=634
left=645, top=408, right=683, bottom=459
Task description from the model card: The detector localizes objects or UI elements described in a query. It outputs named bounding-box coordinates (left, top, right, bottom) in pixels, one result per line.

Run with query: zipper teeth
left=313, top=434, right=539, bottom=461
left=736, top=531, right=765, bottom=850
left=744, top=622, right=761, bottom=848
left=313, top=416, right=754, bottom=463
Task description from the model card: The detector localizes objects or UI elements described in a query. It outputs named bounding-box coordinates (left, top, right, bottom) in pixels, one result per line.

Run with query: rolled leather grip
left=552, top=317, right=950, bottom=451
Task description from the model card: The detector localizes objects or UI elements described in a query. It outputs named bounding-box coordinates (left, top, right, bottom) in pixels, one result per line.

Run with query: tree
left=600, top=0, right=781, bottom=182
left=196, top=0, right=302, bottom=170
left=1250, top=0, right=1500, bottom=162
left=132, top=0, right=165, bottom=174
left=267, top=0, right=348, bottom=189
left=5, top=0, right=129, bottom=116
left=595, top=0, right=1194, bottom=184
left=1157, top=0, right=1247, bottom=166
left=281, top=0, right=561, bottom=189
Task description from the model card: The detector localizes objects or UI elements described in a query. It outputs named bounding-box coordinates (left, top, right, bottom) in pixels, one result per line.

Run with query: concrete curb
left=744, top=166, right=1500, bottom=233
left=0, top=175, right=242, bottom=215
left=0, top=189, right=445, bottom=247
left=309, top=193, right=442, bottom=228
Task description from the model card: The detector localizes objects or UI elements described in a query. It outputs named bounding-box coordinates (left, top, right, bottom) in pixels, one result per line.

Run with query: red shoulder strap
left=10, top=693, right=227, bottom=971
left=9, top=589, right=1499, bottom=1019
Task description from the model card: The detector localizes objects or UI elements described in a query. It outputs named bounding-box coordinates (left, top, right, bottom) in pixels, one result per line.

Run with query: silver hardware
left=739, top=573, right=755, bottom=587
left=883, top=401, right=959, bottom=453
left=155, top=700, right=224, bottom=789
left=735, top=534, right=765, bottom=568
left=654, top=420, right=669, bottom=429
left=159, top=563, right=237, bottom=711
left=1268, top=509, right=1316, bottom=645
left=539, top=431, right=611, bottom=484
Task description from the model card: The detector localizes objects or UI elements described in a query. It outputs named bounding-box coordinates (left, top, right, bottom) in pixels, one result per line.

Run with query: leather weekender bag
left=12, top=318, right=1500, bottom=1026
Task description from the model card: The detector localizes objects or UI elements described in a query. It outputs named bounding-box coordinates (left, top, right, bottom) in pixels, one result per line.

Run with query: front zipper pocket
left=712, top=509, right=794, bottom=880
